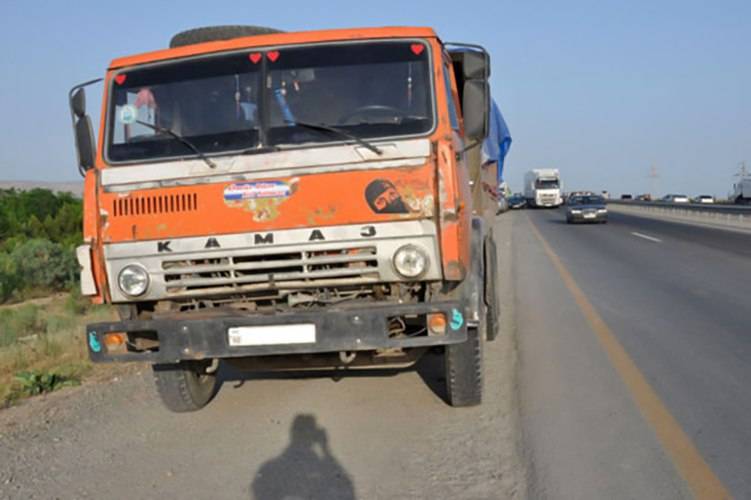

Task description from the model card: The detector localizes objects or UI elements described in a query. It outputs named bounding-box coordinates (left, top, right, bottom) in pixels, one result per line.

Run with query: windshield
left=535, top=179, right=559, bottom=189
left=107, top=41, right=434, bottom=163
left=570, top=196, right=605, bottom=205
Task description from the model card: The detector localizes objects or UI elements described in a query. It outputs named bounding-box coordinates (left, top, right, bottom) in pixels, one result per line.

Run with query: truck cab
left=69, top=26, right=500, bottom=411
left=524, top=169, right=562, bottom=208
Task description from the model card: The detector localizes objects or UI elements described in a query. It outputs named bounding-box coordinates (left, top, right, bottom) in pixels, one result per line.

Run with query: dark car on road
left=566, top=195, right=608, bottom=224
left=508, top=193, right=527, bottom=209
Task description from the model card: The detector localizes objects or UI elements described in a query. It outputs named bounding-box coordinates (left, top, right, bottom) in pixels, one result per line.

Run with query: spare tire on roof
left=169, top=25, right=284, bottom=48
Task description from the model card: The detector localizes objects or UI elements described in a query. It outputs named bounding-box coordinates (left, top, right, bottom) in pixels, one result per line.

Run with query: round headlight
left=393, top=245, right=429, bottom=279
left=118, top=265, right=150, bottom=297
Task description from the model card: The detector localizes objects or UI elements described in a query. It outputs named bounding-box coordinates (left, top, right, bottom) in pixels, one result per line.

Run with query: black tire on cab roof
left=169, top=25, right=284, bottom=48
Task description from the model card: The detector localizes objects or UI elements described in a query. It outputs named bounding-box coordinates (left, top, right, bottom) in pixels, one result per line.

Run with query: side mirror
left=74, top=114, right=96, bottom=172
left=459, top=50, right=490, bottom=80
left=71, top=87, right=86, bottom=118
left=447, top=44, right=491, bottom=142
left=462, top=80, right=490, bottom=141
left=68, top=81, right=101, bottom=174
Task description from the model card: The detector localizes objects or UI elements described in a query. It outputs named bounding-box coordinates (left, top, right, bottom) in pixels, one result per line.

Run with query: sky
left=0, top=0, right=748, bottom=197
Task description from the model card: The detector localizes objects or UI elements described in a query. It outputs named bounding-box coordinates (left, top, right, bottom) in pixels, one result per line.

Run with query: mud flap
left=484, top=229, right=500, bottom=341
left=466, top=217, right=485, bottom=328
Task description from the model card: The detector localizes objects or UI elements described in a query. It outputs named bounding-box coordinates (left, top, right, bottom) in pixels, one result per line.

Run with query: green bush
left=9, top=239, right=78, bottom=292
left=0, top=188, right=83, bottom=303
left=0, top=253, right=21, bottom=302
left=13, top=369, right=80, bottom=397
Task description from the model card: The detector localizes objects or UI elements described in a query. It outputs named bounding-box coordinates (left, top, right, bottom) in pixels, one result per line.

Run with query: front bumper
left=536, top=200, right=560, bottom=207
left=567, top=212, right=607, bottom=222
left=86, top=300, right=467, bottom=364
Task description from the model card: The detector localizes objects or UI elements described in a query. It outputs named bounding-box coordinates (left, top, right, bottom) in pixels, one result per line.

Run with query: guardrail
left=606, top=200, right=751, bottom=229
left=607, top=200, right=751, bottom=214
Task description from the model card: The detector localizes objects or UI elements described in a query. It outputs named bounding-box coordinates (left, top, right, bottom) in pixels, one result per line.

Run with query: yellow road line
left=527, top=214, right=731, bottom=500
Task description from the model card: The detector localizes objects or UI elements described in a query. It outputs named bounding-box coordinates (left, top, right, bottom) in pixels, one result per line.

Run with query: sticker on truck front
left=224, top=181, right=292, bottom=200
left=450, top=309, right=464, bottom=331
left=365, top=179, right=409, bottom=214
left=88, top=332, right=102, bottom=353
left=118, top=105, right=138, bottom=124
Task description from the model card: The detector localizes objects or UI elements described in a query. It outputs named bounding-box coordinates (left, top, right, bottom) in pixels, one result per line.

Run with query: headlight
left=118, top=265, right=150, bottom=297
left=570, top=209, right=582, bottom=214
left=393, top=245, right=429, bottom=279
left=597, top=208, right=608, bottom=213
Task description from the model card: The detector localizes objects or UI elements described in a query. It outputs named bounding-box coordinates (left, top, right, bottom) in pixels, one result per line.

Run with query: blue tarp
left=481, top=98, right=512, bottom=182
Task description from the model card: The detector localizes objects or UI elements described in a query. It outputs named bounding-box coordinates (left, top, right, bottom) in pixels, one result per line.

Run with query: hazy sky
left=0, top=0, right=748, bottom=197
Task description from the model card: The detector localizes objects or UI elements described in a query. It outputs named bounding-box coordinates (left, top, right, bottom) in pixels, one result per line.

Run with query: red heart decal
left=267, top=50, right=280, bottom=62
left=114, top=74, right=127, bottom=85
left=410, top=44, right=425, bottom=55
left=248, top=52, right=262, bottom=64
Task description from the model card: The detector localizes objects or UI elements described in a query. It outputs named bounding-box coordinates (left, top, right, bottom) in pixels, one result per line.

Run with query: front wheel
left=444, top=327, right=483, bottom=407
left=152, top=361, right=218, bottom=412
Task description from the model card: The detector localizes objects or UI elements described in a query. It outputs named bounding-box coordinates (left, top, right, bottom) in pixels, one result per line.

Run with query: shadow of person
left=251, top=414, right=356, bottom=500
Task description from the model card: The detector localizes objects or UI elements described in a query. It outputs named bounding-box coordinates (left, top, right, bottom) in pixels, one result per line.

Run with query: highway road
left=517, top=208, right=750, bottom=499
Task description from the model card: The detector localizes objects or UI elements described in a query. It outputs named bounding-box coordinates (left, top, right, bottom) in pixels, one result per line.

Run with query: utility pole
left=648, top=165, right=659, bottom=198
left=736, top=161, right=748, bottom=178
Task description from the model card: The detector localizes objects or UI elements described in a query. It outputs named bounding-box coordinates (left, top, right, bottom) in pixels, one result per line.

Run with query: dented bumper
left=86, top=300, right=468, bottom=364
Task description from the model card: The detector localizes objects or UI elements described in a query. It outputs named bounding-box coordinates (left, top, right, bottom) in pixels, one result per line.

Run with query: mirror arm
left=456, top=139, right=482, bottom=161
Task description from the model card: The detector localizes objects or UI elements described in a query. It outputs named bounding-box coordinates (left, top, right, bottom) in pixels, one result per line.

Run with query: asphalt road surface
left=0, top=217, right=524, bottom=500
left=517, top=208, right=750, bottom=499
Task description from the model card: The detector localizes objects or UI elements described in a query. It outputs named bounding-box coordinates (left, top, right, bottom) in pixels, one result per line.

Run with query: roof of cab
left=109, top=26, right=439, bottom=69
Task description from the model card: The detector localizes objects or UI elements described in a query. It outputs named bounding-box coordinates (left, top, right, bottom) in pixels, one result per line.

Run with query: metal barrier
left=607, top=200, right=751, bottom=228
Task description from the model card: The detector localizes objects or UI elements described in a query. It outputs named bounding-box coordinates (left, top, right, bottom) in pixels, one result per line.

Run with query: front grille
left=162, top=245, right=379, bottom=295
left=113, top=192, right=198, bottom=217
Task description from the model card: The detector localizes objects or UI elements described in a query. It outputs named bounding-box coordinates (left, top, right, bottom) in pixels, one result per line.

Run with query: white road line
left=631, top=232, right=662, bottom=243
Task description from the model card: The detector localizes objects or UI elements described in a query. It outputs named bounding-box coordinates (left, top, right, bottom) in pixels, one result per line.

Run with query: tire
left=152, top=361, right=218, bottom=412
left=445, top=326, right=484, bottom=407
left=169, top=25, right=284, bottom=48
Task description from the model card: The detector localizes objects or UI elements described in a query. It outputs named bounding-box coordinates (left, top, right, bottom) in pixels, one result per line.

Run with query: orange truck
left=69, top=25, right=500, bottom=412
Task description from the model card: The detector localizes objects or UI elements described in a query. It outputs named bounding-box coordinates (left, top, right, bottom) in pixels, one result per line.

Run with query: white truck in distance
left=524, top=169, right=563, bottom=207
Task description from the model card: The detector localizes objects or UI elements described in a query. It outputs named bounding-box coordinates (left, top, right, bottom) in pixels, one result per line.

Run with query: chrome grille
left=162, top=246, right=379, bottom=295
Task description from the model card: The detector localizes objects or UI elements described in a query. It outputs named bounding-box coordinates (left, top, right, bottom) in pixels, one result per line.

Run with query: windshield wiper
left=286, top=120, right=383, bottom=156
left=135, top=120, right=217, bottom=169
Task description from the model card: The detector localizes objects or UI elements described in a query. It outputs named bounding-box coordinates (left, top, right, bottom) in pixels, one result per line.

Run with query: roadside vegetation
left=0, top=188, right=115, bottom=407
left=0, top=188, right=82, bottom=303
left=0, top=291, right=114, bottom=407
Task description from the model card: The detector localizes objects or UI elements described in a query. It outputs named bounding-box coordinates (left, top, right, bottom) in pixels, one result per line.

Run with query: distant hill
left=0, top=180, right=83, bottom=197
